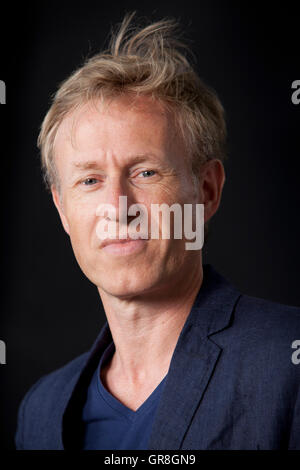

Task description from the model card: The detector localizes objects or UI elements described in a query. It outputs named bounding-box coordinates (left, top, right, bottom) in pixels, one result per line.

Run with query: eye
left=137, top=170, right=156, bottom=178
left=82, top=177, right=99, bottom=186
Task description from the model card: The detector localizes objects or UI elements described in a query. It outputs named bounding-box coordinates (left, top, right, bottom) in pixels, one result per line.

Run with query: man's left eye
left=82, top=178, right=99, bottom=185
left=138, top=170, right=156, bottom=178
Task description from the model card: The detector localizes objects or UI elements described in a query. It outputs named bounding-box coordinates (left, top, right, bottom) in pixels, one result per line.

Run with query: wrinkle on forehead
left=54, top=95, right=176, bottom=157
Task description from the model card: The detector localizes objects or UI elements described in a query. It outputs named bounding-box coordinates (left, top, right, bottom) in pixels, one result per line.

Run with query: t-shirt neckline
left=96, top=341, right=167, bottom=422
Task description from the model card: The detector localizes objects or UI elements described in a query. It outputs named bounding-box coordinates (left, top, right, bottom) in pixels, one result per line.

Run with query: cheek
left=65, top=200, right=96, bottom=247
left=155, top=175, right=197, bottom=206
left=159, top=238, right=190, bottom=280
left=143, top=187, right=182, bottom=215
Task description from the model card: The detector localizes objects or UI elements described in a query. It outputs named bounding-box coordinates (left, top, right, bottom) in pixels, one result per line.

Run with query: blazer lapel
left=62, top=321, right=112, bottom=449
left=148, top=265, right=241, bottom=450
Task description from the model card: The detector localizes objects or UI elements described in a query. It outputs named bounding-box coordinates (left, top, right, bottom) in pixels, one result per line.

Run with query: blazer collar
left=62, top=264, right=241, bottom=449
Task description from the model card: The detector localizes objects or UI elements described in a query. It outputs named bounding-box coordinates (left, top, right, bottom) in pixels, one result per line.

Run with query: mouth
left=101, top=237, right=149, bottom=255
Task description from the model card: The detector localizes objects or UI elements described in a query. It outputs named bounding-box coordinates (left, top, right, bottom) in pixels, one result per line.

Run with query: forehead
left=53, top=95, right=180, bottom=164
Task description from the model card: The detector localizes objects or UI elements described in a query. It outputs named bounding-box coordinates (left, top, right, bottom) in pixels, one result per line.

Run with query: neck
left=98, top=259, right=203, bottom=385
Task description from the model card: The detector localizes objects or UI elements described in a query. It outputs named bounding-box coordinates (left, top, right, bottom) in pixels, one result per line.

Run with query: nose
left=101, top=175, right=136, bottom=223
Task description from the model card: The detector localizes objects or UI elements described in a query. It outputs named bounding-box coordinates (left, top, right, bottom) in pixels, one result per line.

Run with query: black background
left=0, top=0, right=299, bottom=450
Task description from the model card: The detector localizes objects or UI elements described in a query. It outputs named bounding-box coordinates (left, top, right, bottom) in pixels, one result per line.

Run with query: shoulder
left=15, top=351, right=89, bottom=449
left=24, top=351, right=90, bottom=401
left=220, top=293, right=300, bottom=384
left=234, top=293, right=300, bottom=336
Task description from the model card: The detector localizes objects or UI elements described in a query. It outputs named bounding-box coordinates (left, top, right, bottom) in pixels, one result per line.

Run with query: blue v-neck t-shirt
left=81, top=342, right=167, bottom=450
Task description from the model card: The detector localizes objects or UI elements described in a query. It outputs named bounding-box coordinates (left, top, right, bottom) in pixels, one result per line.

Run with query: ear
left=198, top=159, right=225, bottom=223
left=51, top=185, right=70, bottom=235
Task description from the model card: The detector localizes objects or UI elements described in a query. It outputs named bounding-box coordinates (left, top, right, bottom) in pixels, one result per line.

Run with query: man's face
left=52, top=95, right=202, bottom=299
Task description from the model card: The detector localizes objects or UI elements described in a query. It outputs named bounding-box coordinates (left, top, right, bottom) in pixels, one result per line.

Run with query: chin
left=78, top=252, right=164, bottom=297
left=96, top=272, right=161, bottom=299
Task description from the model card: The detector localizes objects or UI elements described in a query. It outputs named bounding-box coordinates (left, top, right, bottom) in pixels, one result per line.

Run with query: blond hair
left=38, top=12, right=226, bottom=190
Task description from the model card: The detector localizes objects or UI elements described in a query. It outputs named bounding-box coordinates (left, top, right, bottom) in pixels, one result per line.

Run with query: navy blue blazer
left=15, top=265, right=300, bottom=450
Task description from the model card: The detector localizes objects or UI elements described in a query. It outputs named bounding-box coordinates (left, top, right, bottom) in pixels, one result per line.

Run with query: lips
left=100, top=237, right=149, bottom=256
left=100, top=236, right=148, bottom=249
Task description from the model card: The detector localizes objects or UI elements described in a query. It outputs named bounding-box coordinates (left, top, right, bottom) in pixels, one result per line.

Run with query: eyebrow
left=71, top=154, right=161, bottom=171
left=72, top=161, right=103, bottom=170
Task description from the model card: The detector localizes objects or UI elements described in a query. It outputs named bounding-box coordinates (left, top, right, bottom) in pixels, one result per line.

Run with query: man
left=15, top=14, right=300, bottom=450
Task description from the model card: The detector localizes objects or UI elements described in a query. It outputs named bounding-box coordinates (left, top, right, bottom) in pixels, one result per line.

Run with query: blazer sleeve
left=288, top=385, right=300, bottom=450
left=15, top=376, right=46, bottom=450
